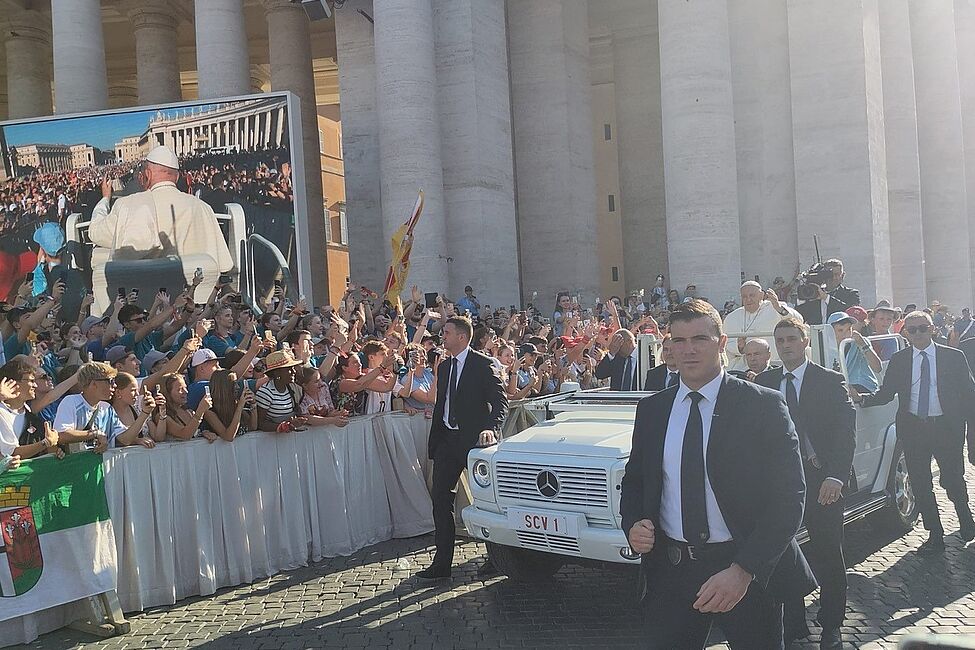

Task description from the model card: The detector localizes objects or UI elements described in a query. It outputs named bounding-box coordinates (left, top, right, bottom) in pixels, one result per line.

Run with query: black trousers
left=900, top=416, right=972, bottom=536
left=430, top=433, right=473, bottom=571
left=643, top=541, right=784, bottom=650
left=785, top=467, right=846, bottom=631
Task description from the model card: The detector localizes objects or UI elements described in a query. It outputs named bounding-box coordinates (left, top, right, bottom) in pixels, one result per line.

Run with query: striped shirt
left=255, top=383, right=297, bottom=424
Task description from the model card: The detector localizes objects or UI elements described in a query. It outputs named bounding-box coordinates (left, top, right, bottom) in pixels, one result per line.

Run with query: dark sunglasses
left=905, top=324, right=930, bottom=334
left=93, top=378, right=117, bottom=386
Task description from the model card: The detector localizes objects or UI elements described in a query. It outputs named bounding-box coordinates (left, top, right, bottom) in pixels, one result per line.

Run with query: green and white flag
left=0, top=452, right=117, bottom=622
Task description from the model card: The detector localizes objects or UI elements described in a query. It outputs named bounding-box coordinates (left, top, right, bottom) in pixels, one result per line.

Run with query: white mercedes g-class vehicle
left=462, top=328, right=918, bottom=580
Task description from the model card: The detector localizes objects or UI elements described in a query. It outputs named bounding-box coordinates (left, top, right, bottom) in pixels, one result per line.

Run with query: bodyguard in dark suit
left=643, top=334, right=681, bottom=391
left=595, top=328, right=641, bottom=390
left=757, top=317, right=856, bottom=650
left=854, top=310, right=975, bottom=555
left=418, top=316, right=507, bottom=581
left=621, top=301, right=815, bottom=649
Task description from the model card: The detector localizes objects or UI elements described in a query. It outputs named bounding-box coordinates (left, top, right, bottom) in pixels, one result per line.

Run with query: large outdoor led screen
left=0, top=92, right=309, bottom=321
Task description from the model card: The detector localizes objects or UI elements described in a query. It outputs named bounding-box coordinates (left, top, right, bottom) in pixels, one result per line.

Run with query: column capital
left=3, top=9, right=52, bottom=45
left=124, top=1, right=179, bottom=31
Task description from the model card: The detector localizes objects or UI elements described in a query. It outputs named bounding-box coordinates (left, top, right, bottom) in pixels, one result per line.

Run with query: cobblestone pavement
left=16, top=479, right=975, bottom=650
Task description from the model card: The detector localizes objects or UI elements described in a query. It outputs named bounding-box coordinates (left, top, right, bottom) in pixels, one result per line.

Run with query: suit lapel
left=455, top=350, right=475, bottom=395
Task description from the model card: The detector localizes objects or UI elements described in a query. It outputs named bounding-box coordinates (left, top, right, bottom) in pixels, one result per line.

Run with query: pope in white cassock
left=87, top=146, right=234, bottom=312
left=722, top=281, right=802, bottom=372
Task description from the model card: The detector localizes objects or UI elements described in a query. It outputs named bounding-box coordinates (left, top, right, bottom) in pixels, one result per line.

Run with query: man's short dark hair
left=774, top=316, right=809, bottom=339
left=668, top=299, right=723, bottom=337
left=0, top=358, right=35, bottom=383
left=445, top=316, right=474, bottom=341
left=285, top=329, right=310, bottom=346
left=118, top=304, right=144, bottom=324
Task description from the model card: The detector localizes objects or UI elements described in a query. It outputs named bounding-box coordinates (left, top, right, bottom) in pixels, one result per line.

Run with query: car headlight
left=472, top=459, right=492, bottom=488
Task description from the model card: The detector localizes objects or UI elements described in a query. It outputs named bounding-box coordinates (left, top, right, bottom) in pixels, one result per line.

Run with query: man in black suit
left=757, top=317, right=856, bottom=650
left=621, top=300, right=815, bottom=649
left=595, top=328, right=640, bottom=390
left=853, top=310, right=975, bottom=555
left=417, top=316, right=508, bottom=581
left=796, top=259, right=860, bottom=325
left=644, top=334, right=680, bottom=391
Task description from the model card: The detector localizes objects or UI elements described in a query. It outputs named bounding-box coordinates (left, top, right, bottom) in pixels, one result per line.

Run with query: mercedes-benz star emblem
left=536, top=470, right=560, bottom=498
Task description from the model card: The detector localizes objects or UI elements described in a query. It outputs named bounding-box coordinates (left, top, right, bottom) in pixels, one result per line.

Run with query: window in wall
left=604, top=123, right=612, bottom=140
left=611, top=266, right=619, bottom=282
left=319, top=128, right=325, bottom=154
left=339, top=206, right=348, bottom=245
left=608, top=194, right=616, bottom=213
left=324, top=203, right=332, bottom=242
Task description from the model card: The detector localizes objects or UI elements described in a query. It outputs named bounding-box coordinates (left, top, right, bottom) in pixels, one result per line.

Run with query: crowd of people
left=0, top=254, right=971, bottom=460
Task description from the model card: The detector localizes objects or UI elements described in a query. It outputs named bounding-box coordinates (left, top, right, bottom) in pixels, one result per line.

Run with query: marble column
left=954, top=0, right=975, bottom=307
left=433, top=0, right=520, bottom=305
left=4, top=10, right=53, bottom=119
left=250, top=64, right=271, bottom=94
left=195, top=0, right=250, bottom=99
left=128, top=2, right=182, bottom=105
left=335, top=0, right=385, bottom=293
left=373, top=0, right=449, bottom=295
left=909, top=0, right=972, bottom=307
left=788, top=0, right=892, bottom=307
left=51, top=0, right=109, bottom=114
left=658, top=0, right=742, bottom=306
left=879, top=0, right=926, bottom=306
left=508, top=0, right=601, bottom=308
left=729, top=0, right=798, bottom=288
left=609, top=1, right=668, bottom=294
left=264, top=0, right=330, bottom=303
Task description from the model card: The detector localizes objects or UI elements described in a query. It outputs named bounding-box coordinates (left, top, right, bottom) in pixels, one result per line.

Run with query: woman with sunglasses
left=110, top=372, right=163, bottom=448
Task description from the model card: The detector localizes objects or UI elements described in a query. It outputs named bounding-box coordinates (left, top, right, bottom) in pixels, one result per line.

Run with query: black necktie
left=622, top=355, right=633, bottom=391
left=667, top=371, right=679, bottom=388
left=447, top=357, right=459, bottom=428
left=917, top=351, right=930, bottom=418
left=785, top=372, right=814, bottom=460
left=681, top=391, right=709, bottom=544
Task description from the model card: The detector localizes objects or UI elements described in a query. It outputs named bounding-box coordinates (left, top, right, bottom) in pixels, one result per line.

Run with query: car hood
left=499, top=410, right=634, bottom=458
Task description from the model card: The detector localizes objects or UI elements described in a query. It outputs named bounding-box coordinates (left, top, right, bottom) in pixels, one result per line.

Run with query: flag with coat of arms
left=0, top=452, right=116, bottom=622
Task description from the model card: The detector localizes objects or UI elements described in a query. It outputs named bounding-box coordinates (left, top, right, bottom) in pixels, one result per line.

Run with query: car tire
left=486, top=541, right=564, bottom=581
left=875, top=444, right=919, bottom=533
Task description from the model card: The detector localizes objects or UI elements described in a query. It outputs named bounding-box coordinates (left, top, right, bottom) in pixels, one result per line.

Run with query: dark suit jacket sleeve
left=482, top=357, right=508, bottom=433
left=620, top=398, right=652, bottom=537
left=594, top=354, right=616, bottom=381
left=860, top=351, right=901, bottom=408
left=734, top=391, right=806, bottom=587
left=823, top=372, right=857, bottom=482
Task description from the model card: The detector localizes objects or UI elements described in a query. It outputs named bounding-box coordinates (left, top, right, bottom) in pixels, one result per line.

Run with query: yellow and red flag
left=383, top=190, right=424, bottom=301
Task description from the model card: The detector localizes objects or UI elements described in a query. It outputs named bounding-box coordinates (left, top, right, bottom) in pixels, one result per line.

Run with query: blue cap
left=827, top=311, right=856, bottom=326
left=33, top=222, right=65, bottom=256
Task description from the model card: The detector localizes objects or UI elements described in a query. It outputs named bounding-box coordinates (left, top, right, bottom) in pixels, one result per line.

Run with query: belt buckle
left=686, top=544, right=698, bottom=561
left=667, top=545, right=682, bottom=565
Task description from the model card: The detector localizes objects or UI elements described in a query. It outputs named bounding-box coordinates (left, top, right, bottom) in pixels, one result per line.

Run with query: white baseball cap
left=146, top=145, right=179, bottom=170
left=191, top=348, right=222, bottom=367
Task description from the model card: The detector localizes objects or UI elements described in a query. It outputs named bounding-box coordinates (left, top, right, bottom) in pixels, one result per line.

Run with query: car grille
left=585, top=514, right=616, bottom=529
left=516, top=530, right=582, bottom=556
left=496, top=461, right=609, bottom=509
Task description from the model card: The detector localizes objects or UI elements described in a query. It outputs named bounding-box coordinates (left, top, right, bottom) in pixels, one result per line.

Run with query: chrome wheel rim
left=895, top=452, right=915, bottom=518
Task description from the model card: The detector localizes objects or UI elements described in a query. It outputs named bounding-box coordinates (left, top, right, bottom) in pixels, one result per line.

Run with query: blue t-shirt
left=3, top=334, right=30, bottom=362
left=87, top=339, right=106, bottom=362
left=844, top=344, right=879, bottom=392
left=202, top=330, right=243, bottom=357
left=456, top=297, right=479, bottom=318
left=119, top=329, right=164, bottom=361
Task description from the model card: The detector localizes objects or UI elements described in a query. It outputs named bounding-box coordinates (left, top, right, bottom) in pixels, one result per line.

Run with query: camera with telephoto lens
left=797, top=262, right=833, bottom=302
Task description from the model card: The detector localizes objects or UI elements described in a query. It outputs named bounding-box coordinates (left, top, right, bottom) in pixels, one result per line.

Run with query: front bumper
left=462, top=504, right=639, bottom=564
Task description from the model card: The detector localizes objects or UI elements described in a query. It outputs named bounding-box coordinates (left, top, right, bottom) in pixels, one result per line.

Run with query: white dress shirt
left=659, top=371, right=733, bottom=543
left=910, top=343, right=943, bottom=417
left=820, top=297, right=829, bottom=324
left=442, top=347, right=471, bottom=430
